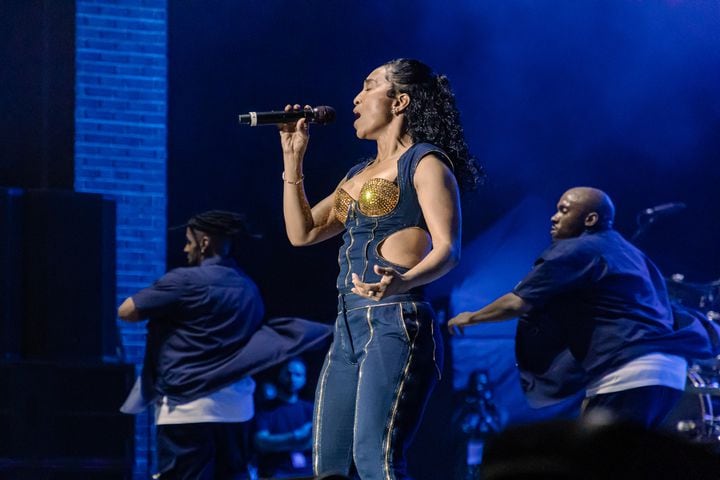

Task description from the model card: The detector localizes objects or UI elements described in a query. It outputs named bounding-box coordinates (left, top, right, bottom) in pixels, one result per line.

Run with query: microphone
left=238, top=106, right=336, bottom=127
left=641, top=202, right=687, bottom=217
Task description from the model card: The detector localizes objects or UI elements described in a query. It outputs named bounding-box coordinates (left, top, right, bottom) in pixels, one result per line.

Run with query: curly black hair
left=383, top=58, right=485, bottom=192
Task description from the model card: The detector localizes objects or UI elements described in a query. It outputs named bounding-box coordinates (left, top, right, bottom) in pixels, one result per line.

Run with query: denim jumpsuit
left=313, top=143, right=446, bottom=480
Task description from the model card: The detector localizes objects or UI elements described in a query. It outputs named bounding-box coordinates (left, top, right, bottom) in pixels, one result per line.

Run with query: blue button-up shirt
left=133, top=256, right=265, bottom=405
left=511, top=229, right=712, bottom=405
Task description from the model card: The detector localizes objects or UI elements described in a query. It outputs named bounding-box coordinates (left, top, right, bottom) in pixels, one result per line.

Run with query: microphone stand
left=630, top=213, right=655, bottom=244
left=631, top=202, right=687, bottom=244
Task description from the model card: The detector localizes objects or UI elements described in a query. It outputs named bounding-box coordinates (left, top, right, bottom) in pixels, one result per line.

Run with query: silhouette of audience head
left=481, top=416, right=720, bottom=479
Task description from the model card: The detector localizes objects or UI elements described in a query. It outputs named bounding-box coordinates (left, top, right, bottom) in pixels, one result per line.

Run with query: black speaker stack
left=0, top=188, right=135, bottom=479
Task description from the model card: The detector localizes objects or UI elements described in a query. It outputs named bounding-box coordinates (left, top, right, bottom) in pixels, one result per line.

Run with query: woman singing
left=279, top=58, right=483, bottom=479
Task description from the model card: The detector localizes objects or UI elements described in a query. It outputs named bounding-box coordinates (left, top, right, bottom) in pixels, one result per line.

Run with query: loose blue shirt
left=513, top=229, right=696, bottom=395
left=133, top=256, right=265, bottom=404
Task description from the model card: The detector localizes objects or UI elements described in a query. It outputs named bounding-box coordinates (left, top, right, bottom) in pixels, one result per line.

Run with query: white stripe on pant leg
left=383, top=302, right=420, bottom=480
left=313, top=349, right=333, bottom=475
left=352, top=306, right=377, bottom=470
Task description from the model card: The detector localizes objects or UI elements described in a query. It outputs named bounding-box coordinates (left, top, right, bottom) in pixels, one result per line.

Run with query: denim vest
left=335, top=142, right=449, bottom=293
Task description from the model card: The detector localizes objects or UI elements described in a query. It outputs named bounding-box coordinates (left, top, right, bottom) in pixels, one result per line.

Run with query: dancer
left=119, top=210, right=332, bottom=479
left=449, top=187, right=707, bottom=428
left=119, top=211, right=263, bottom=479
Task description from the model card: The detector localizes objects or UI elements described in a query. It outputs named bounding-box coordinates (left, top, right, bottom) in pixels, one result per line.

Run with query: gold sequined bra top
left=334, top=177, right=400, bottom=224
left=335, top=144, right=446, bottom=290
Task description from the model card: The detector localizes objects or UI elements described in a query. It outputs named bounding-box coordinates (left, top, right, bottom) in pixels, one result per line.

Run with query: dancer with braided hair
left=118, top=210, right=331, bottom=479
left=278, top=59, right=484, bottom=479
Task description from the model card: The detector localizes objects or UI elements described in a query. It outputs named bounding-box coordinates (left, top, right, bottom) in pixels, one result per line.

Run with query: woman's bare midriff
left=377, top=227, right=431, bottom=269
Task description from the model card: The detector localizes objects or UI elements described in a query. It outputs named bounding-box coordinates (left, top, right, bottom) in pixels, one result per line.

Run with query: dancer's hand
left=447, top=311, right=477, bottom=336
left=351, top=265, right=407, bottom=301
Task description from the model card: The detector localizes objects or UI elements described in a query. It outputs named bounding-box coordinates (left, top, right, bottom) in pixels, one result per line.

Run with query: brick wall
left=74, top=1, right=167, bottom=477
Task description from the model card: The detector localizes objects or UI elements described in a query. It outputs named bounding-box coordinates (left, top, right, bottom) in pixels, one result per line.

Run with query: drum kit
left=663, top=273, right=720, bottom=449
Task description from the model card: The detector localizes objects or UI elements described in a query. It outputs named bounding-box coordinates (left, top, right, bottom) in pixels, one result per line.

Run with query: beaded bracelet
left=282, top=172, right=304, bottom=185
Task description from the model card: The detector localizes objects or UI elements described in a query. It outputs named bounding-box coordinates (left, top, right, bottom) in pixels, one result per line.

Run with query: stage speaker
left=0, top=188, right=24, bottom=359
left=21, top=189, right=118, bottom=360
left=0, top=360, right=135, bottom=478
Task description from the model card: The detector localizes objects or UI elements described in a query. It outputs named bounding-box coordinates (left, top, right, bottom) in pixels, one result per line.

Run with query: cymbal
left=687, top=384, right=720, bottom=396
left=666, top=275, right=719, bottom=311
left=666, top=277, right=717, bottom=295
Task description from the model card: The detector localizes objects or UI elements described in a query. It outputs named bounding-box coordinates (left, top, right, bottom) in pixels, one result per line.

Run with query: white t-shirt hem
left=586, top=353, right=687, bottom=397
left=156, top=376, right=256, bottom=425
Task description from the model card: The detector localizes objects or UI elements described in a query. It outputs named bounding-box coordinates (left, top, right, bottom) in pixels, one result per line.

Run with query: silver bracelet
left=282, top=171, right=304, bottom=184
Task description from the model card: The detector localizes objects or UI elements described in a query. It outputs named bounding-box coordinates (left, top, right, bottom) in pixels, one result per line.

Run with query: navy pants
left=313, top=293, right=443, bottom=480
left=582, top=385, right=684, bottom=429
left=156, top=421, right=251, bottom=480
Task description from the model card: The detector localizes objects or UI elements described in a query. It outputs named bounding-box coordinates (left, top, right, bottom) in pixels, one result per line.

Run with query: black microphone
left=238, top=106, right=336, bottom=127
left=641, top=202, right=687, bottom=217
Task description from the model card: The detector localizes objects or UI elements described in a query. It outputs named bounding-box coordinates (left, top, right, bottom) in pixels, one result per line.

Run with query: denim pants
left=312, top=293, right=443, bottom=480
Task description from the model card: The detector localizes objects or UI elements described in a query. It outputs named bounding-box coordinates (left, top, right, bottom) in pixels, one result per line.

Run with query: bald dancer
left=449, top=187, right=690, bottom=428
